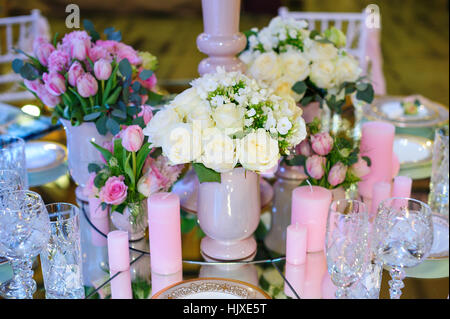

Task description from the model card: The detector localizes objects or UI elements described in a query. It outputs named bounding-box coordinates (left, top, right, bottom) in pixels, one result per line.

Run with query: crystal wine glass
left=0, top=135, right=28, bottom=189
left=0, top=169, right=23, bottom=192
left=373, top=197, right=433, bottom=299
left=0, top=190, right=51, bottom=299
left=325, top=199, right=369, bottom=299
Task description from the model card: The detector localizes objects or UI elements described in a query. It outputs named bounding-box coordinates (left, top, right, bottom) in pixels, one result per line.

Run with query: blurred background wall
left=1, top=0, right=448, bottom=105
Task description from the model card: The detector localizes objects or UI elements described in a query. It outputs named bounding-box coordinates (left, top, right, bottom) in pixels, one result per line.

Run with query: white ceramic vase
left=197, top=167, right=260, bottom=261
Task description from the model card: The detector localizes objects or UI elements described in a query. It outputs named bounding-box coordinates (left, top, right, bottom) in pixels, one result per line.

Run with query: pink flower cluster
left=28, top=31, right=157, bottom=109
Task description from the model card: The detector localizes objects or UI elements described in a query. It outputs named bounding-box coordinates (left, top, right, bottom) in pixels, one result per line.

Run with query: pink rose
left=115, top=42, right=142, bottom=65
left=76, top=73, right=98, bottom=98
left=296, top=139, right=313, bottom=157
left=24, top=79, right=42, bottom=93
left=137, top=105, right=153, bottom=125
left=138, top=69, right=157, bottom=90
left=33, top=37, right=55, bottom=66
left=311, top=132, right=334, bottom=156
left=99, top=176, right=128, bottom=205
left=328, top=162, right=348, bottom=187
left=47, top=49, right=69, bottom=73
left=36, top=85, right=61, bottom=108
left=68, top=61, right=85, bottom=87
left=83, top=173, right=99, bottom=198
left=94, top=59, right=112, bottom=80
left=306, top=155, right=326, bottom=180
left=350, top=156, right=371, bottom=178
left=121, top=125, right=144, bottom=152
left=42, top=72, right=66, bottom=96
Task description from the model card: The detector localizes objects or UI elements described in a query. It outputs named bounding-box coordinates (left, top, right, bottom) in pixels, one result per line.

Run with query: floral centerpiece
left=239, top=16, right=374, bottom=131
left=86, top=123, right=184, bottom=239
left=285, top=118, right=371, bottom=193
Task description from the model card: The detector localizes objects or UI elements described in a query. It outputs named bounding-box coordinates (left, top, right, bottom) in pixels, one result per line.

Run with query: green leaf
left=68, top=87, right=89, bottom=113
left=52, top=32, right=59, bottom=48
left=193, top=163, right=221, bottom=183
left=149, top=147, right=162, bottom=159
left=132, top=116, right=146, bottom=128
left=12, top=59, right=23, bottom=73
left=118, top=58, right=132, bottom=80
left=95, top=115, right=108, bottom=135
left=136, top=142, right=152, bottom=178
left=362, top=156, right=372, bottom=167
left=292, top=81, right=307, bottom=95
left=91, top=141, right=113, bottom=162
left=105, top=86, right=122, bottom=105
left=111, top=109, right=127, bottom=119
left=124, top=153, right=135, bottom=186
left=83, top=19, right=100, bottom=42
left=83, top=112, right=102, bottom=121
left=113, top=138, right=125, bottom=167
left=300, top=95, right=314, bottom=106
left=104, top=27, right=122, bottom=42
left=19, top=63, right=39, bottom=80
left=88, top=163, right=101, bottom=174
left=356, top=84, right=374, bottom=104
left=139, top=69, right=153, bottom=81
left=106, top=117, right=120, bottom=135
left=147, top=91, right=164, bottom=106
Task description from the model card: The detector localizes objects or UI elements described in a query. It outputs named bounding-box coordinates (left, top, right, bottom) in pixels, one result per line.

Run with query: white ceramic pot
left=197, top=167, right=260, bottom=261
left=61, top=119, right=113, bottom=187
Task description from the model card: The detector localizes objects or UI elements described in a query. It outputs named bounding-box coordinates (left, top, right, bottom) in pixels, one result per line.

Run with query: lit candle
left=358, top=121, right=395, bottom=199
left=291, top=186, right=332, bottom=252
left=286, top=223, right=307, bottom=265
left=148, top=192, right=182, bottom=275
left=88, top=197, right=109, bottom=247
left=392, top=176, right=412, bottom=198
left=107, top=230, right=132, bottom=299
left=371, top=181, right=392, bottom=218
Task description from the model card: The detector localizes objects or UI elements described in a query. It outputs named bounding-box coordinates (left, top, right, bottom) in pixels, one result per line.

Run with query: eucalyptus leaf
left=106, top=117, right=120, bottom=135
left=95, top=115, right=108, bottom=135
left=88, top=163, right=101, bottom=174
left=118, top=58, right=132, bottom=80
left=83, top=112, right=102, bottom=121
left=292, top=81, right=307, bottom=95
left=139, top=69, right=154, bottom=81
left=193, top=163, right=221, bottom=183
left=12, top=59, right=23, bottom=73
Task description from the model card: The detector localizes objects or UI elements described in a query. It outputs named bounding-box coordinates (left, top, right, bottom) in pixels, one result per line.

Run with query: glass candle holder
left=0, top=135, right=28, bottom=189
left=429, top=125, right=449, bottom=217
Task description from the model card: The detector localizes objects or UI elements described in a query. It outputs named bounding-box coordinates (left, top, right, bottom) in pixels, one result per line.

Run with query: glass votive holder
left=40, top=203, right=85, bottom=299
left=429, top=125, right=449, bottom=217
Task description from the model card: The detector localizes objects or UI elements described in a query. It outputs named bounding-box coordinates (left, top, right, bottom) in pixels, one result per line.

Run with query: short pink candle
left=151, top=270, right=183, bottom=297
left=371, top=181, right=392, bottom=218
left=148, top=192, right=182, bottom=275
left=107, top=230, right=132, bottom=299
left=89, top=197, right=110, bottom=247
left=291, top=186, right=332, bottom=252
left=392, top=176, right=412, bottom=198
left=284, top=262, right=305, bottom=298
left=358, top=121, right=395, bottom=199
left=286, top=223, right=307, bottom=265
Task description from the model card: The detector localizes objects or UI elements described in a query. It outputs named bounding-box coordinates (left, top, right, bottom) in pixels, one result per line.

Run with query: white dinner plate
left=25, top=141, right=67, bottom=173
left=393, top=135, right=433, bottom=169
left=152, top=278, right=271, bottom=299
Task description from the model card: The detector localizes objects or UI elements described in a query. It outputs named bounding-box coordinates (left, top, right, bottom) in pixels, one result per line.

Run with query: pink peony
left=350, top=156, right=371, bottom=178
left=311, top=132, right=334, bottom=156
left=42, top=72, right=66, bottom=96
left=306, top=155, right=326, bottom=180
left=115, top=42, right=142, bottom=65
left=94, top=58, right=112, bottom=80
left=296, top=139, right=313, bottom=157
left=76, top=73, right=98, bottom=98
left=99, top=176, right=128, bottom=205
left=36, top=85, right=61, bottom=108
left=137, top=105, right=153, bottom=125
left=121, top=125, right=144, bottom=152
left=328, top=162, right=348, bottom=187
left=47, top=49, right=70, bottom=73
left=67, top=61, right=85, bottom=87
left=33, top=37, right=55, bottom=66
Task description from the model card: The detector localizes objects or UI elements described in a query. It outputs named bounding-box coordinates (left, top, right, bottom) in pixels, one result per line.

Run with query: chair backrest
left=278, top=7, right=368, bottom=68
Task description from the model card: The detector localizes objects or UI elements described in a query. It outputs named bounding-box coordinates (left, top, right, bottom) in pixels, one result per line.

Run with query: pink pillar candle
left=148, top=192, right=182, bottom=275
left=358, top=121, right=396, bottom=199
left=286, top=223, right=307, bottom=265
left=303, top=252, right=327, bottom=299
left=151, top=270, right=183, bottom=297
left=88, top=197, right=110, bottom=247
left=284, top=262, right=305, bottom=299
left=392, top=176, right=412, bottom=198
left=291, top=186, right=332, bottom=252
left=107, top=230, right=132, bottom=299
left=371, top=181, right=392, bottom=218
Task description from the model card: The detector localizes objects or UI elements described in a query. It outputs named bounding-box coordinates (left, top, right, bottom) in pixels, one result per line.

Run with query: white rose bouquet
left=143, top=67, right=307, bottom=182
left=240, top=17, right=374, bottom=114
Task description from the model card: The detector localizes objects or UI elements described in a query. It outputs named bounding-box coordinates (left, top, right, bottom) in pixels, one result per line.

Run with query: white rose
left=187, top=101, right=214, bottom=129
left=279, top=51, right=310, bottom=83
left=237, top=128, right=280, bottom=172
left=248, top=52, right=281, bottom=82
left=161, top=122, right=202, bottom=165
left=334, top=54, right=361, bottom=86
left=305, top=41, right=338, bottom=62
left=239, top=50, right=254, bottom=65
left=271, top=76, right=304, bottom=101
left=212, top=103, right=245, bottom=133
left=276, top=117, right=292, bottom=135
left=171, top=87, right=202, bottom=119
left=143, top=106, right=181, bottom=147
left=287, top=113, right=307, bottom=147
left=201, top=128, right=237, bottom=173
left=309, top=60, right=336, bottom=89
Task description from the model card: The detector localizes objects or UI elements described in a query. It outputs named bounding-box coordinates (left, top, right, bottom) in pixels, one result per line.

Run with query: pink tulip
left=328, top=162, right=348, bottom=187
left=60, top=30, right=91, bottom=61
left=33, top=37, right=55, bottom=66
left=24, top=79, right=43, bottom=93
left=137, top=105, right=153, bottom=125
left=47, top=49, right=70, bottom=73
left=350, top=156, right=371, bottom=178
left=68, top=61, right=85, bottom=87
left=121, top=125, right=144, bottom=152
left=42, top=72, right=66, bottom=96
left=311, top=132, right=334, bottom=156
left=296, top=139, right=313, bottom=157
left=36, top=85, right=61, bottom=108
left=95, top=40, right=118, bottom=54
left=115, top=42, right=142, bottom=65
left=99, top=176, right=128, bottom=205
left=137, top=171, right=164, bottom=197
left=76, top=73, right=98, bottom=98
left=306, top=155, right=326, bottom=180
left=88, top=45, right=112, bottom=62
left=94, top=59, right=112, bottom=80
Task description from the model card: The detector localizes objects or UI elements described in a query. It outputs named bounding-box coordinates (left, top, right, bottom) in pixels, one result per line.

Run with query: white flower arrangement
left=143, top=67, right=307, bottom=181
left=240, top=17, right=374, bottom=114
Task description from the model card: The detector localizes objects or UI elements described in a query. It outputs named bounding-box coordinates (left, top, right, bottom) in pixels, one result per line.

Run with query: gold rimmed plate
left=428, top=213, right=449, bottom=260
left=152, top=277, right=271, bottom=299
left=393, top=134, right=433, bottom=169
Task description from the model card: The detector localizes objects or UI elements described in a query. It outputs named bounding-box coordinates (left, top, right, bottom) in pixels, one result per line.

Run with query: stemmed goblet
left=0, top=190, right=51, bottom=299
left=0, top=135, right=28, bottom=189
left=325, top=199, right=369, bottom=299
left=373, top=197, right=433, bottom=299
left=0, top=169, right=23, bottom=192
